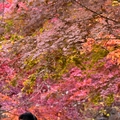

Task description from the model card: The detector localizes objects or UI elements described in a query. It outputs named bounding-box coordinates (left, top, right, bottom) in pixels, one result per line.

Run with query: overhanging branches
left=74, top=0, right=119, bottom=23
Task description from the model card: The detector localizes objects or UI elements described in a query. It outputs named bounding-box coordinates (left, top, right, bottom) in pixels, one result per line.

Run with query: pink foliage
left=0, top=0, right=120, bottom=119
left=17, top=2, right=28, bottom=13
left=0, top=3, right=11, bottom=13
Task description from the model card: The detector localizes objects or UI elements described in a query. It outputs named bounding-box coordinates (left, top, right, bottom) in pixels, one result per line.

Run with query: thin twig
left=2, top=0, right=5, bottom=21
left=74, top=0, right=119, bottom=23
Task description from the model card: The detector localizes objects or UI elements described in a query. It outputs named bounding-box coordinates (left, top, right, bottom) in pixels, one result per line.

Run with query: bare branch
left=74, top=0, right=119, bottom=23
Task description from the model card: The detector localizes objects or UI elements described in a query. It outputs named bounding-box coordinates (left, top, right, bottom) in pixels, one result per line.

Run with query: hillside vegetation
left=0, top=0, right=120, bottom=120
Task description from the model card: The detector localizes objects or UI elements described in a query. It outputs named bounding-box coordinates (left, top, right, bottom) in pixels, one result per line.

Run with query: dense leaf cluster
left=0, top=0, right=120, bottom=120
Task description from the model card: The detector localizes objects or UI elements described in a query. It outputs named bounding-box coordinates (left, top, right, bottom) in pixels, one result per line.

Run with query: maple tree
left=0, top=0, right=120, bottom=120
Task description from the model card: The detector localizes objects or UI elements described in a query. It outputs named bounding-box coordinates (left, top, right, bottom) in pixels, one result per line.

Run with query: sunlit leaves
left=112, top=0, right=120, bottom=6
left=7, top=0, right=13, bottom=3
left=107, top=49, right=120, bottom=65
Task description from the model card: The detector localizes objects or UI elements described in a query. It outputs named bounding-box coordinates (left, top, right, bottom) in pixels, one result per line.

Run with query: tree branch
left=74, top=0, right=119, bottom=23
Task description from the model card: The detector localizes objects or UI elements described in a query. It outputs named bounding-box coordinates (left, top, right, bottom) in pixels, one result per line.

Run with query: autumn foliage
left=0, top=0, right=120, bottom=120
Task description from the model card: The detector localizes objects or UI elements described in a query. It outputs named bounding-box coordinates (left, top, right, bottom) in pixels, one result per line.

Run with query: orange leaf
left=7, top=0, right=13, bottom=3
